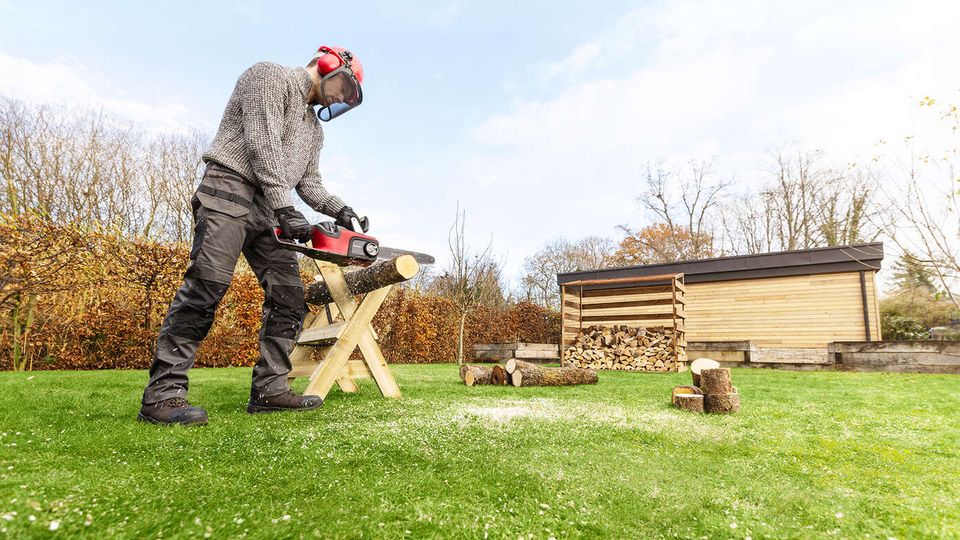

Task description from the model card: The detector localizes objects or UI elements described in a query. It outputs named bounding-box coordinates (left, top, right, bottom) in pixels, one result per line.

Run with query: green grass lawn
left=0, top=365, right=958, bottom=539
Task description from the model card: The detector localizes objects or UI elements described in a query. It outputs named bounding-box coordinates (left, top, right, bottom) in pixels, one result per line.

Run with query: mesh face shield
left=317, top=67, right=363, bottom=121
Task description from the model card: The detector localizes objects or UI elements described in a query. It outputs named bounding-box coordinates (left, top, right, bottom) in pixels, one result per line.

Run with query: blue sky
left=2, top=0, right=959, bottom=288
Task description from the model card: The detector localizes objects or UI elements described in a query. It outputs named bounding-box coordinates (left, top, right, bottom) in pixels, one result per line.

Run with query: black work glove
left=274, top=206, right=312, bottom=242
left=336, top=206, right=370, bottom=233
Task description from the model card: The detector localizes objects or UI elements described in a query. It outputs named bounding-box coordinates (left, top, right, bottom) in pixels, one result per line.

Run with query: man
left=138, top=46, right=367, bottom=426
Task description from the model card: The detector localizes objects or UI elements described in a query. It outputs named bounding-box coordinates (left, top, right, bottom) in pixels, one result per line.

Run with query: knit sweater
left=202, top=62, right=346, bottom=215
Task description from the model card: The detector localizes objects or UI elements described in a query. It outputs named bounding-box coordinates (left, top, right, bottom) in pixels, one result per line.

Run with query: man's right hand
left=274, top=207, right=312, bottom=242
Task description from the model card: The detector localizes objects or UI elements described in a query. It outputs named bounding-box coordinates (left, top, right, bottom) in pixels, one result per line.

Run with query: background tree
left=519, top=236, right=615, bottom=309
left=875, top=97, right=960, bottom=312
left=612, top=223, right=714, bottom=265
left=629, top=159, right=729, bottom=260
left=432, top=205, right=503, bottom=365
left=720, top=148, right=881, bottom=255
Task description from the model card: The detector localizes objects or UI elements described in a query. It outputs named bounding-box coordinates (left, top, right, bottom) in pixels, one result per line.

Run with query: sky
left=2, top=0, right=959, bottom=290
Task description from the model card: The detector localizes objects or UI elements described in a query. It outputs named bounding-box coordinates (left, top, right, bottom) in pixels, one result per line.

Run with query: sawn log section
left=304, top=255, right=419, bottom=306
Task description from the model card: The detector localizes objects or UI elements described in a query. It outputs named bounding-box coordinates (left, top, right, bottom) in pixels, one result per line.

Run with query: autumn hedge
left=0, top=215, right=559, bottom=370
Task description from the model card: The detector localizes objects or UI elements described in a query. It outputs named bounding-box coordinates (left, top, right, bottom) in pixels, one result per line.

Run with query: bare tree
left=721, top=149, right=881, bottom=255
left=763, top=149, right=824, bottom=250
left=433, top=205, right=503, bottom=365
left=621, top=159, right=729, bottom=261
left=520, top=236, right=615, bottom=309
left=876, top=149, right=960, bottom=311
left=719, top=193, right=776, bottom=255
left=816, top=169, right=881, bottom=246
left=0, top=96, right=206, bottom=242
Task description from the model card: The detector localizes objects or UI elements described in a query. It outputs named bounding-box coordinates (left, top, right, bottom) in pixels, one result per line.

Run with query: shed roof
left=556, top=242, right=884, bottom=287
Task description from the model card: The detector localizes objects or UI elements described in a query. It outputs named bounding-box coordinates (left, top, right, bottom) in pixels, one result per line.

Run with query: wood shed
left=556, top=243, right=884, bottom=364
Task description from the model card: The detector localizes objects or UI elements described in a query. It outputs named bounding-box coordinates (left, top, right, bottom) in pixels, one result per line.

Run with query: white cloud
left=447, top=0, right=960, bottom=284
left=0, top=51, right=199, bottom=133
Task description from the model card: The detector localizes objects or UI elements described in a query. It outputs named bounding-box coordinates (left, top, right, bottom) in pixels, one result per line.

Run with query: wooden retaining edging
left=473, top=342, right=560, bottom=363
left=830, top=341, right=960, bottom=374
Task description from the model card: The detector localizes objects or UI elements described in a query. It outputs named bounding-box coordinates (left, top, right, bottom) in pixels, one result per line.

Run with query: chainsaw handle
left=273, top=227, right=308, bottom=248
left=350, top=216, right=370, bottom=233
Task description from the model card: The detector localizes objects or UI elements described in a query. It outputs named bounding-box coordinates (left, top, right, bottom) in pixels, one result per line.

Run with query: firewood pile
left=561, top=325, right=684, bottom=372
left=460, top=359, right=598, bottom=388
left=672, top=358, right=741, bottom=414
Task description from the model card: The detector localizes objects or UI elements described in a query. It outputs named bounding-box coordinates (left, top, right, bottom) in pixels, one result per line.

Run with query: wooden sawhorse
left=288, top=259, right=415, bottom=400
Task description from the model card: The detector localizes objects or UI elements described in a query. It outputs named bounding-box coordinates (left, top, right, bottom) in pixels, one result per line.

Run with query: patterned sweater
left=202, top=62, right=346, bottom=215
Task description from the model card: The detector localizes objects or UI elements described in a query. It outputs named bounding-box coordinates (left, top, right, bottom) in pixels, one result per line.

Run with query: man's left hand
left=336, top=206, right=370, bottom=233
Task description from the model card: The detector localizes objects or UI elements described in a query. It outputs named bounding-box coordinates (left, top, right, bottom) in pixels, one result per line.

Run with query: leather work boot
left=138, top=397, right=209, bottom=426
left=247, top=390, right=323, bottom=414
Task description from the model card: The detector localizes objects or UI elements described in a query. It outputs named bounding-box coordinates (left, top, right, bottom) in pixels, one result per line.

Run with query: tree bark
left=463, top=365, right=494, bottom=386
left=457, top=311, right=466, bottom=366
left=675, top=393, right=704, bottom=413
left=491, top=364, right=509, bottom=385
left=511, top=365, right=598, bottom=387
left=704, top=392, right=740, bottom=414
left=304, top=255, right=419, bottom=306
left=700, top=368, right=733, bottom=395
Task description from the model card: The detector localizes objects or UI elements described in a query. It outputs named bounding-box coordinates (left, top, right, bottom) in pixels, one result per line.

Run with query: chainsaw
left=273, top=217, right=434, bottom=267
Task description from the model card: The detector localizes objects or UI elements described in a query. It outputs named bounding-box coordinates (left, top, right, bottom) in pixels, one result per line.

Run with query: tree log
left=491, top=364, right=509, bottom=385
left=674, top=394, right=704, bottom=413
left=507, top=359, right=542, bottom=386
left=511, top=366, right=598, bottom=387
left=671, top=385, right=702, bottom=405
left=505, top=358, right=539, bottom=374
left=304, top=255, right=420, bottom=306
left=690, top=357, right=720, bottom=386
left=463, top=365, right=494, bottom=386
left=700, top=368, right=733, bottom=395
left=459, top=364, right=470, bottom=382
left=704, top=392, right=740, bottom=414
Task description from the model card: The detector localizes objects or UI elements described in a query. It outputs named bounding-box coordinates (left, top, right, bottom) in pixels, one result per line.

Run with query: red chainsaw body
left=273, top=222, right=380, bottom=266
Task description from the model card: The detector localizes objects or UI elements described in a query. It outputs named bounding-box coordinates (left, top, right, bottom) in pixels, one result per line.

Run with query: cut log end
left=690, top=357, right=720, bottom=386
left=394, top=254, right=420, bottom=280
left=671, top=385, right=702, bottom=405
left=462, top=365, right=495, bottom=386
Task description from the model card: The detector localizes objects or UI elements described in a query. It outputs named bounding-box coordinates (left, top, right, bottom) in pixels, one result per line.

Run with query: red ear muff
left=315, top=46, right=344, bottom=76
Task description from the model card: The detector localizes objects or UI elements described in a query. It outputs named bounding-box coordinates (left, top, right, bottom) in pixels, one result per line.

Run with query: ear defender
left=315, top=46, right=344, bottom=76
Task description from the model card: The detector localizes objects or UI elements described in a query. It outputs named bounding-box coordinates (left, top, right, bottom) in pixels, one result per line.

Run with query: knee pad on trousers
left=263, top=284, right=309, bottom=340
left=165, top=278, right=231, bottom=341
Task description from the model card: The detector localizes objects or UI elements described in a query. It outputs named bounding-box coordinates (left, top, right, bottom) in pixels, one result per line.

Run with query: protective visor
left=317, top=67, right=363, bottom=121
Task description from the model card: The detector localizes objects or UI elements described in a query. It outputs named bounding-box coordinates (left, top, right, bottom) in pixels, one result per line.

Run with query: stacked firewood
left=460, top=359, right=598, bottom=387
left=562, top=325, right=684, bottom=372
left=672, top=358, right=741, bottom=414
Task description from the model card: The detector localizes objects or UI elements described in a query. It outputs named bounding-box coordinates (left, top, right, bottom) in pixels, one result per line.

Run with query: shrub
left=881, top=314, right=930, bottom=340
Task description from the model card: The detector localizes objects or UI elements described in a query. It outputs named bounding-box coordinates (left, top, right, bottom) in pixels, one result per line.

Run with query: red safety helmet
left=314, top=46, right=364, bottom=121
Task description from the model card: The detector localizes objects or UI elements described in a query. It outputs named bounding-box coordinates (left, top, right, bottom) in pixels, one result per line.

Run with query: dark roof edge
left=556, top=242, right=884, bottom=286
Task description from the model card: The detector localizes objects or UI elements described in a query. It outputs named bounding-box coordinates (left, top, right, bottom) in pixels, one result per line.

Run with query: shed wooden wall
left=683, top=271, right=881, bottom=348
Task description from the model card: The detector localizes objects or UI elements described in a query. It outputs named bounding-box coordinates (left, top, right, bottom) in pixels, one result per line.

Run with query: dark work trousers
left=141, top=163, right=309, bottom=405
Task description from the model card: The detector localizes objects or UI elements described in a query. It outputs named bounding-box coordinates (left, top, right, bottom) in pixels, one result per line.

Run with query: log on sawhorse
left=287, top=255, right=420, bottom=401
